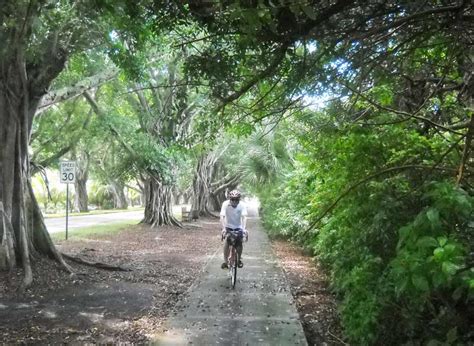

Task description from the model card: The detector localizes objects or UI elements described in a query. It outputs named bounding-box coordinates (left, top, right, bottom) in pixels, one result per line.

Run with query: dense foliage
left=258, top=109, right=473, bottom=344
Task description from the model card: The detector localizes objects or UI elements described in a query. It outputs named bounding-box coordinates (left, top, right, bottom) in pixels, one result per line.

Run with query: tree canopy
left=0, top=1, right=473, bottom=344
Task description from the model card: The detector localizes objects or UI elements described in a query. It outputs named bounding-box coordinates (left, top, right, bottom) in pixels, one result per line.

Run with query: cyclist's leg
left=222, top=236, right=230, bottom=269
left=223, top=239, right=230, bottom=261
left=236, top=242, right=243, bottom=258
left=236, top=232, right=243, bottom=267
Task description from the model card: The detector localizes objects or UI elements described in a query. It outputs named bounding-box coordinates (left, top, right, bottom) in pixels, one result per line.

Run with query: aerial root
left=61, top=253, right=132, bottom=271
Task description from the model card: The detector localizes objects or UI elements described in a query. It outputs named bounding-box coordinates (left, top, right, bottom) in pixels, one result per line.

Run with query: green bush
left=258, top=121, right=473, bottom=344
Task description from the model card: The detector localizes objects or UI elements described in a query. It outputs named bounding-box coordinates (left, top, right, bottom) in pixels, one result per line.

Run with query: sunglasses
left=230, top=198, right=240, bottom=202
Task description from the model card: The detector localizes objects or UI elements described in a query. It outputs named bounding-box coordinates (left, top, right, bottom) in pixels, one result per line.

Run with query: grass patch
left=45, top=207, right=145, bottom=219
left=51, top=220, right=138, bottom=241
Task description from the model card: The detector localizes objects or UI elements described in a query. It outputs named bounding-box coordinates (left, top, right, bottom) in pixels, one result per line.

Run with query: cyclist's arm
left=241, top=204, right=248, bottom=232
left=220, top=215, right=226, bottom=230
left=220, top=201, right=227, bottom=231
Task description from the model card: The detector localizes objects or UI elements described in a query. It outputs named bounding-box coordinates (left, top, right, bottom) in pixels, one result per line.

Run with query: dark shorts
left=225, top=227, right=243, bottom=245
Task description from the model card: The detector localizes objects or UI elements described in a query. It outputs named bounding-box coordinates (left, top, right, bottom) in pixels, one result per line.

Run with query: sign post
left=60, top=161, right=76, bottom=240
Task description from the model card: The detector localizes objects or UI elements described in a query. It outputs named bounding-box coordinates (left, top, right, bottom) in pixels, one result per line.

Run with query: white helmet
left=229, top=190, right=241, bottom=199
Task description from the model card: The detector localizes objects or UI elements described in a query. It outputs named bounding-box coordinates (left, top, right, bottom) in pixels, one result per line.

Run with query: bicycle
left=223, top=229, right=247, bottom=289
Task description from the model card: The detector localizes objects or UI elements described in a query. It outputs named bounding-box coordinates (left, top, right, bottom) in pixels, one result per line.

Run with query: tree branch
left=353, top=2, right=466, bottom=40
left=341, top=81, right=465, bottom=135
left=456, top=114, right=474, bottom=185
left=31, top=145, right=73, bottom=175
left=36, top=68, right=119, bottom=115
left=214, top=43, right=289, bottom=113
left=212, top=174, right=241, bottom=195
left=83, top=90, right=137, bottom=158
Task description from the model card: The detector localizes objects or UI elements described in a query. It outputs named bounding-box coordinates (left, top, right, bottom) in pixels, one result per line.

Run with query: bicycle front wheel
left=230, top=248, right=238, bottom=289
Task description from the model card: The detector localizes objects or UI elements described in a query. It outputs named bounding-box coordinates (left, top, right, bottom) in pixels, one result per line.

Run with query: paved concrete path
left=154, top=217, right=307, bottom=346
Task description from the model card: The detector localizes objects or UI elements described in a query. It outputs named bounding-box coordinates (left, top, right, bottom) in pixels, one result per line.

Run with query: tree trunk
left=190, top=152, right=241, bottom=216
left=125, top=187, right=132, bottom=207
left=171, top=187, right=181, bottom=205
left=456, top=47, right=474, bottom=185
left=109, top=181, right=128, bottom=209
left=190, top=154, right=215, bottom=216
left=183, top=192, right=191, bottom=205
left=143, top=176, right=180, bottom=227
left=0, top=111, right=71, bottom=284
left=209, top=184, right=236, bottom=212
left=0, top=48, right=71, bottom=286
left=0, top=202, right=15, bottom=271
left=74, top=177, right=89, bottom=212
left=73, top=152, right=90, bottom=213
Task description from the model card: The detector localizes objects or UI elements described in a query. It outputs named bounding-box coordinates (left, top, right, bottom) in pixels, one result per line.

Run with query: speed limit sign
left=60, top=161, right=76, bottom=184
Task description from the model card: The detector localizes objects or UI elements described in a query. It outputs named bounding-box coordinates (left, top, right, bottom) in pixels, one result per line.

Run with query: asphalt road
left=44, top=210, right=144, bottom=233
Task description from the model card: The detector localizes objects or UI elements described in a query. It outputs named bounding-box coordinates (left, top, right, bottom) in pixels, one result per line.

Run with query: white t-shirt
left=220, top=200, right=247, bottom=229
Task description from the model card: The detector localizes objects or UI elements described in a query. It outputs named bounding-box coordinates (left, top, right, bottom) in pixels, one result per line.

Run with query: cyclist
left=220, top=189, right=248, bottom=269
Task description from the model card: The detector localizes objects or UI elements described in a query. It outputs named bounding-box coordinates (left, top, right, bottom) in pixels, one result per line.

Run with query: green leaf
left=432, top=271, right=445, bottom=288
left=301, top=5, right=317, bottom=20
left=444, top=244, right=456, bottom=253
left=412, top=275, right=430, bottom=291
left=442, top=261, right=460, bottom=276
left=452, top=287, right=464, bottom=301
left=426, top=208, right=440, bottom=228
left=396, top=277, right=409, bottom=295
left=398, top=226, right=412, bottom=247
left=437, top=237, right=448, bottom=247
left=433, top=247, right=445, bottom=260
left=446, top=327, right=457, bottom=343
left=417, top=236, right=438, bottom=248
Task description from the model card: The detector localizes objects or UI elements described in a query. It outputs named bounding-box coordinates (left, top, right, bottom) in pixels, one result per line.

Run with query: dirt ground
left=0, top=218, right=343, bottom=345
left=271, top=239, right=344, bottom=345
